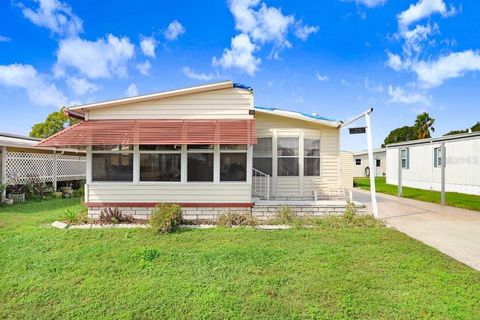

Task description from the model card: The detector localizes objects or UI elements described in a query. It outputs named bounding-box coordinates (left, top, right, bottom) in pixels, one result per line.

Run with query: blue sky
left=1, top=0, right=479, bottom=150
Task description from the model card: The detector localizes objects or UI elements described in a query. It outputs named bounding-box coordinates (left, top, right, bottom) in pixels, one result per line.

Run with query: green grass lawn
left=1, top=198, right=479, bottom=319
left=355, top=177, right=480, bottom=212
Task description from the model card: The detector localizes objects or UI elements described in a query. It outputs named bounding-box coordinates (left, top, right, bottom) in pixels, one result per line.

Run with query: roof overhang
left=386, top=131, right=480, bottom=148
left=37, top=119, right=257, bottom=147
left=69, top=80, right=242, bottom=115
left=254, top=107, right=341, bottom=128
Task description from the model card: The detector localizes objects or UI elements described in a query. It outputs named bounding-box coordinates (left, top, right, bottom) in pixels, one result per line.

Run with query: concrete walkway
left=352, top=189, right=480, bottom=271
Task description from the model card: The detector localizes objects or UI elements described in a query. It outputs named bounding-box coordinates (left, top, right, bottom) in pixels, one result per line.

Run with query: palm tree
left=414, top=112, right=435, bottom=139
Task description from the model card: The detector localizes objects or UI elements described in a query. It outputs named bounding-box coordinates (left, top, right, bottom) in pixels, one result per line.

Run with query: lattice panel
left=57, top=154, right=86, bottom=181
left=5, top=151, right=85, bottom=184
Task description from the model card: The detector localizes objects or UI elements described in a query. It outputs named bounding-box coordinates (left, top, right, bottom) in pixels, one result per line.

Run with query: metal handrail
left=252, top=168, right=270, bottom=200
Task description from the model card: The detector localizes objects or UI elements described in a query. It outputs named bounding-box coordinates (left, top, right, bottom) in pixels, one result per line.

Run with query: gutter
left=65, top=108, right=85, bottom=121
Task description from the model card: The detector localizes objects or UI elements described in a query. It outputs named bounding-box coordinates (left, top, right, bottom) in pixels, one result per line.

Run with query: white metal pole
left=398, top=148, right=402, bottom=197
left=441, top=142, right=446, bottom=205
left=365, top=113, right=379, bottom=217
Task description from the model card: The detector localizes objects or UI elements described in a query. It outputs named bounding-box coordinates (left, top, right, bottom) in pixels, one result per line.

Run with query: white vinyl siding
left=254, top=112, right=340, bottom=198
left=87, top=183, right=251, bottom=203
left=386, top=136, right=480, bottom=195
left=87, top=88, right=253, bottom=120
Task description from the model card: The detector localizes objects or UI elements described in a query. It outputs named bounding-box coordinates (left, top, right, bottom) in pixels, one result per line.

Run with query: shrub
left=276, top=205, right=296, bottom=224
left=149, top=203, right=182, bottom=233
left=25, top=174, right=48, bottom=201
left=74, top=184, right=85, bottom=200
left=343, top=201, right=357, bottom=223
left=99, top=207, right=133, bottom=224
left=61, top=205, right=88, bottom=224
left=217, top=212, right=257, bottom=227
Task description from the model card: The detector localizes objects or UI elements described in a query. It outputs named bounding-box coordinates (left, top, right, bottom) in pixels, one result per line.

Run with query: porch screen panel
left=253, top=138, right=272, bottom=175
left=277, top=137, right=299, bottom=176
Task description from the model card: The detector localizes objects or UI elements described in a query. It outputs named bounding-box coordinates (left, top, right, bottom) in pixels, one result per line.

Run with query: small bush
left=73, top=184, right=85, bottom=200
left=61, top=205, right=88, bottom=224
left=276, top=205, right=296, bottom=224
left=217, top=212, right=257, bottom=227
left=343, top=201, right=357, bottom=223
left=99, top=207, right=133, bottom=224
left=149, top=203, right=182, bottom=233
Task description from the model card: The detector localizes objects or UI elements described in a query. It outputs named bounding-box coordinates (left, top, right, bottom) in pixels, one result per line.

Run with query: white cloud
left=412, top=50, right=480, bottom=88
left=355, top=0, right=387, bottom=8
left=340, top=79, right=351, bottom=87
left=140, top=37, right=157, bottom=58
left=54, top=34, right=135, bottom=79
left=294, top=23, right=319, bottom=41
left=21, top=0, right=83, bottom=37
left=386, top=51, right=405, bottom=71
left=401, top=23, right=437, bottom=56
left=182, top=67, right=215, bottom=81
left=397, top=0, right=456, bottom=30
left=229, top=0, right=293, bottom=50
left=212, top=33, right=260, bottom=75
left=316, top=72, right=329, bottom=81
left=66, top=77, right=97, bottom=95
left=136, top=61, right=151, bottom=76
left=388, top=85, right=432, bottom=105
left=164, top=20, right=185, bottom=40
left=0, top=35, right=11, bottom=42
left=125, top=83, right=138, bottom=97
left=0, top=63, right=66, bottom=107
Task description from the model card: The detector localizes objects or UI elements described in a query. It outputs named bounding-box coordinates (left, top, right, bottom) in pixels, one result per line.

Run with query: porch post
left=1, top=146, right=6, bottom=201
left=398, top=148, right=402, bottom=197
left=52, top=149, right=58, bottom=192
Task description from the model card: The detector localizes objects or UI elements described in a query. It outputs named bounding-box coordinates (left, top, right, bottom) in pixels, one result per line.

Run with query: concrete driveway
left=352, top=189, right=480, bottom=271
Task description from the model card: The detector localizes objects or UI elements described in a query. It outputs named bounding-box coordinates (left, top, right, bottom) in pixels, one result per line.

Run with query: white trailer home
left=353, top=148, right=386, bottom=177
left=37, top=81, right=363, bottom=220
left=386, top=132, right=480, bottom=195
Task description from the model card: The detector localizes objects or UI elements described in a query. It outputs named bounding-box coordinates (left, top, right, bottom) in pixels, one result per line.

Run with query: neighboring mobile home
left=386, top=132, right=480, bottom=195
left=353, top=148, right=386, bottom=177
left=0, top=132, right=86, bottom=200
left=38, top=81, right=352, bottom=219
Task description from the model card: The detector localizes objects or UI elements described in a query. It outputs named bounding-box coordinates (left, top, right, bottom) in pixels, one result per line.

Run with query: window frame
left=376, top=159, right=381, bottom=167
left=277, top=137, right=300, bottom=177
left=139, top=145, right=182, bottom=183
left=355, top=159, right=361, bottom=165
left=220, top=145, right=248, bottom=182
left=253, top=137, right=273, bottom=176
left=303, top=138, right=321, bottom=176
left=400, top=148, right=409, bottom=169
left=187, top=145, right=215, bottom=183
left=433, top=147, right=442, bottom=168
left=91, top=145, right=134, bottom=183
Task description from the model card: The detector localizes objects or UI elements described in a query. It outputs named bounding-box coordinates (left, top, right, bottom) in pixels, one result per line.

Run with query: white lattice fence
left=5, top=151, right=85, bottom=184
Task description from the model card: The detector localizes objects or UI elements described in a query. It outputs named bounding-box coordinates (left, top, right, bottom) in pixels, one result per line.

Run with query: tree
left=383, top=126, right=418, bottom=147
left=414, top=112, right=435, bottom=139
left=444, top=121, right=480, bottom=136
left=30, top=107, right=79, bottom=139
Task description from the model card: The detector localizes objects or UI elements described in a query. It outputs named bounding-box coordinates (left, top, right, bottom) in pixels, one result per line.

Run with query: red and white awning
left=37, top=119, right=257, bottom=147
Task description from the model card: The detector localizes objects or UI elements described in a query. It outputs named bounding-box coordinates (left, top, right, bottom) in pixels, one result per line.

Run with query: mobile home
left=386, top=132, right=480, bottom=195
left=38, top=81, right=356, bottom=219
left=353, top=148, right=386, bottom=177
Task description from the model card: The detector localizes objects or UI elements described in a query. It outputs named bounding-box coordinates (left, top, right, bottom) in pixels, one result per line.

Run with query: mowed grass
left=355, top=177, right=480, bottom=212
left=1, top=198, right=479, bottom=319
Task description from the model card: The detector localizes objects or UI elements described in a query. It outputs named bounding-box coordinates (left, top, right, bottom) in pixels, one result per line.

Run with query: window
left=92, top=151, right=133, bottom=182
left=278, top=137, right=299, bottom=176
left=253, top=138, right=272, bottom=175
left=355, top=159, right=361, bottom=165
left=139, top=145, right=181, bottom=182
left=376, top=159, right=381, bottom=167
left=220, top=153, right=247, bottom=181
left=400, top=148, right=409, bottom=169
left=304, top=138, right=320, bottom=176
left=220, top=145, right=247, bottom=182
left=188, top=145, right=214, bottom=182
left=434, top=147, right=443, bottom=167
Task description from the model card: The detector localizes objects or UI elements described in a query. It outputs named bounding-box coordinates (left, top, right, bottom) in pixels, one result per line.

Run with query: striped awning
left=37, top=119, right=257, bottom=147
